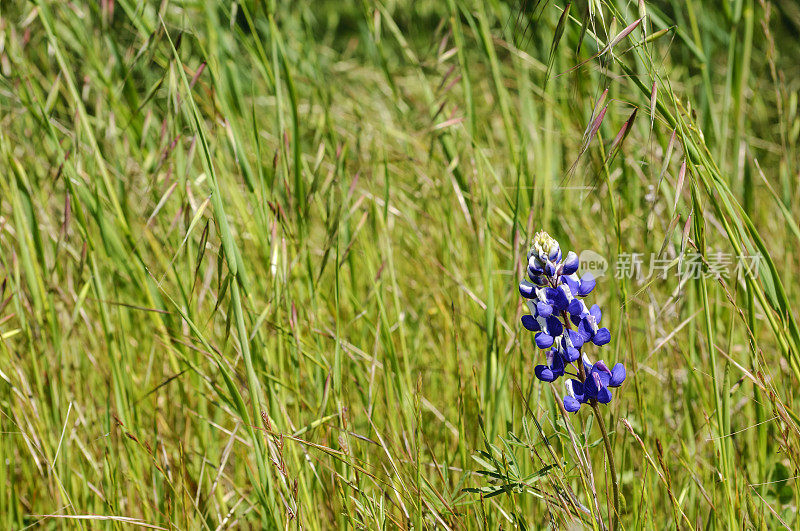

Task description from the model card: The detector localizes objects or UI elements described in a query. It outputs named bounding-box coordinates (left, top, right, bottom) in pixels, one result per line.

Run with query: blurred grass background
left=1, top=0, right=800, bottom=528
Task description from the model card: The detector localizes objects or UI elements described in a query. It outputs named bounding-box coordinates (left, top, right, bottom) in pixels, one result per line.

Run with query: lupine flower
left=519, top=231, right=625, bottom=412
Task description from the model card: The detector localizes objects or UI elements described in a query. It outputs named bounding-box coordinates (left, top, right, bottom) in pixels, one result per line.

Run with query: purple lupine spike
left=519, top=231, right=625, bottom=413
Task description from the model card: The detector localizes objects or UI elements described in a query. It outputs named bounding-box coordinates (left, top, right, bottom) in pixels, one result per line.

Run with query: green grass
left=1, top=0, right=800, bottom=528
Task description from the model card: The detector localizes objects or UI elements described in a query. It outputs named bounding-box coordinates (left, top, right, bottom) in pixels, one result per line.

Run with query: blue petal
left=534, top=365, right=556, bottom=382
left=562, top=275, right=580, bottom=296
left=567, top=329, right=585, bottom=349
left=562, top=251, right=579, bottom=275
left=568, top=378, right=586, bottom=401
left=519, top=281, right=536, bottom=298
left=609, top=363, right=626, bottom=387
left=549, top=244, right=561, bottom=262
left=535, top=332, right=554, bottom=349
left=545, top=315, right=563, bottom=337
left=536, top=301, right=553, bottom=318
left=547, top=287, right=569, bottom=311
left=592, top=327, right=611, bottom=346
left=563, top=396, right=581, bottom=412
left=530, top=273, right=547, bottom=286
left=545, top=262, right=557, bottom=276
left=592, top=364, right=611, bottom=387
left=563, top=346, right=580, bottom=363
left=596, top=386, right=612, bottom=403
left=551, top=351, right=566, bottom=375
left=521, top=315, right=540, bottom=332
left=578, top=319, right=594, bottom=341
left=567, top=298, right=583, bottom=316
left=590, top=303, right=602, bottom=323
left=594, top=360, right=611, bottom=374
left=584, top=372, right=600, bottom=399
left=583, top=357, right=593, bottom=376
left=577, top=273, right=596, bottom=297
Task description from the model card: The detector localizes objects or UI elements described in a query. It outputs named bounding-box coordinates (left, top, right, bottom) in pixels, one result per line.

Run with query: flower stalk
left=592, top=401, right=620, bottom=531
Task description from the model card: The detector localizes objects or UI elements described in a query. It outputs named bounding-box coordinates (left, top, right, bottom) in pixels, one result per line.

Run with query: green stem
left=592, top=402, right=620, bottom=531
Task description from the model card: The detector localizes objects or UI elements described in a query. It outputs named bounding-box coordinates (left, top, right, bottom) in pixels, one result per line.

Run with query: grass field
left=2, top=0, right=800, bottom=528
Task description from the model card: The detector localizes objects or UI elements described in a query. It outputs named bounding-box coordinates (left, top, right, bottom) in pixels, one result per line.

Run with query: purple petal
left=562, top=275, right=580, bottom=296
left=535, top=332, right=554, bottom=349
left=562, top=251, right=579, bottom=275
left=609, top=363, right=626, bottom=387
left=578, top=319, right=594, bottom=341
left=582, top=356, right=593, bottom=375
left=551, top=351, right=566, bottom=375
left=534, top=365, right=556, bottom=382
left=549, top=244, right=561, bottom=262
left=563, top=346, right=580, bottom=363
left=545, top=315, right=563, bottom=337
left=596, top=386, right=612, bottom=403
left=594, top=360, right=612, bottom=374
left=568, top=298, right=584, bottom=316
left=584, top=372, right=602, bottom=399
left=536, top=301, right=553, bottom=318
left=521, top=315, right=539, bottom=332
left=568, top=329, right=585, bottom=349
left=589, top=303, right=602, bottom=323
left=530, top=273, right=547, bottom=286
left=592, top=365, right=611, bottom=387
left=592, top=327, right=611, bottom=346
left=577, top=272, right=596, bottom=297
left=566, top=378, right=586, bottom=402
left=519, top=281, right=536, bottom=298
left=563, top=396, right=581, bottom=412
left=547, top=287, right=569, bottom=311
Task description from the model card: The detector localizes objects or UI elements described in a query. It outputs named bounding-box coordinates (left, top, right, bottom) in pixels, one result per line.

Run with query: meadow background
left=1, top=0, right=799, bottom=528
